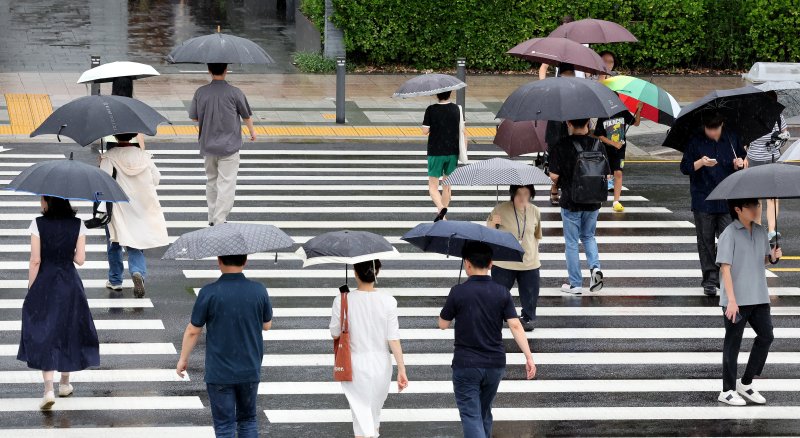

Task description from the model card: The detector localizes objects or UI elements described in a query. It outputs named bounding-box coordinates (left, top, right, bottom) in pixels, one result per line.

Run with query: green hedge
left=300, top=0, right=325, bottom=34
left=301, top=0, right=799, bottom=71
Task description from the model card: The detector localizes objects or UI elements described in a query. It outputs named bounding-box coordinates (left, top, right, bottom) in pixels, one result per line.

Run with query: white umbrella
left=77, top=61, right=160, bottom=84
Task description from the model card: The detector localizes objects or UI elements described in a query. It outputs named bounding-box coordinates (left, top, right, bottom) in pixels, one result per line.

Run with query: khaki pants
left=204, top=152, right=240, bottom=225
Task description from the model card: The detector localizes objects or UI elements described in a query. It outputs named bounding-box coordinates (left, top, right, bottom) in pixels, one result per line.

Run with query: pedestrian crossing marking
left=0, top=427, right=215, bottom=438
left=0, top=320, right=164, bottom=330
left=0, top=343, right=176, bottom=355
left=0, top=369, right=189, bottom=384
left=0, top=396, right=203, bottom=412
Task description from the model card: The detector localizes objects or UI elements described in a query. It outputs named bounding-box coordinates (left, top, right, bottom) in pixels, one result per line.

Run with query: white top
left=330, top=290, right=400, bottom=354
left=28, top=219, right=87, bottom=237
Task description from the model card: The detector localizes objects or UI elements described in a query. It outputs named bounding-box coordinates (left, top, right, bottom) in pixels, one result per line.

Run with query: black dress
left=17, top=216, right=100, bottom=371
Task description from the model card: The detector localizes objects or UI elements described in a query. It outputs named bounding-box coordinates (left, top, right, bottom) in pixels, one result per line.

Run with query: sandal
left=550, top=191, right=560, bottom=206
left=434, top=208, right=448, bottom=222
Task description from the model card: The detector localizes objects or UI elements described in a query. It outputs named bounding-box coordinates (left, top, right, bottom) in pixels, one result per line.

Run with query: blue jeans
left=560, top=209, right=600, bottom=288
left=491, top=266, right=540, bottom=321
left=206, top=382, right=259, bottom=438
left=105, top=226, right=146, bottom=285
left=452, top=367, right=505, bottom=438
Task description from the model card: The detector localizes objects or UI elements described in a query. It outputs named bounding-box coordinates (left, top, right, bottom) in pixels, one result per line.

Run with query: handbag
left=84, top=167, right=116, bottom=229
left=457, top=104, right=468, bottom=164
left=332, top=291, right=353, bottom=381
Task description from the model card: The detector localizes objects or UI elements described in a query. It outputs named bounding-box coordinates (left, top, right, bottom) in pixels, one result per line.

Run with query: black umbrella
left=663, top=86, right=785, bottom=152
left=30, top=95, right=170, bottom=147
left=496, top=77, right=625, bottom=122
left=5, top=153, right=128, bottom=203
left=706, top=163, right=800, bottom=247
left=162, top=223, right=295, bottom=260
left=296, top=230, right=400, bottom=286
left=167, top=32, right=274, bottom=64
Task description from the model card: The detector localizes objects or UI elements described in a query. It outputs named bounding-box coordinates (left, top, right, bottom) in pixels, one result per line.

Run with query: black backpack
left=570, top=138, right=610, bottom=204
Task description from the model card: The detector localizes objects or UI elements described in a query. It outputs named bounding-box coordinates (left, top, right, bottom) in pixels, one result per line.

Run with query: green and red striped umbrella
left=601, top=76, right=681, bottom=126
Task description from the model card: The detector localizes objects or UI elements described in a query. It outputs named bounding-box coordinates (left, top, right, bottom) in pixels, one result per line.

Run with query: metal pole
left=456, top=58, right=466, bottom=109
left=335, top=57, right=346, bottom=124
left=90, top=56, right=101, bottom=95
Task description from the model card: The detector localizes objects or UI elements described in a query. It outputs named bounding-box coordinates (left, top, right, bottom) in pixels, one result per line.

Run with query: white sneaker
left=561, top=284, right=583, bottom=294
left=58, top=383, right=73, bottom=397
left=39, top=391, right=55, bottom=410
left=105, top=281, right=123, bottom=291
left=718, top=390, right=746, bottom=406
left=589, top=268, right=604, bottom=292
left=737, top=380, right=766, bottom=404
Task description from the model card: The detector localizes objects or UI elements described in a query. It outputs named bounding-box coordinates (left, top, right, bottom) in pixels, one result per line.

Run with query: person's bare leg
left=428, top=176, right=444, bottom=211
left=614, top=170, right=623, bottom=203
left=441, top=179, right=452, bottom=209
left=60, top=372, right=70, bottom=385
left=42, top=371, right=54, bottom=395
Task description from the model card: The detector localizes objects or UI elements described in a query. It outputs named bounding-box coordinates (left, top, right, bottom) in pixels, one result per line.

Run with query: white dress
left=330, top=290, right=400, bottom=437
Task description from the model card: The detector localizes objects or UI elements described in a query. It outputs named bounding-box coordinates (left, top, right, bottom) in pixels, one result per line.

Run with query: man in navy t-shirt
left=439, top=241, right=536, bottom=438
left=177, top=254, right=273, bottom=437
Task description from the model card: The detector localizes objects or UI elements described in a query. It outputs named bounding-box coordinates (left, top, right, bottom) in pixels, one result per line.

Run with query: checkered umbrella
left=162, top=222, right=294, bottom=260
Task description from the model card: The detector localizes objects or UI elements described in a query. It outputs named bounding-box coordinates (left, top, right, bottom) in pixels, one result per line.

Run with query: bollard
left=456, top=58, right=466, bottom=109
left=335, top=56, right=346, bottom=124
left=90, top=56, right=101, bottom=96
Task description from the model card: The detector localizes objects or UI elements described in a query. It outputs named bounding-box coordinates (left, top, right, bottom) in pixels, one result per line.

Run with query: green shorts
left=427, top=154, right=459, bottom=178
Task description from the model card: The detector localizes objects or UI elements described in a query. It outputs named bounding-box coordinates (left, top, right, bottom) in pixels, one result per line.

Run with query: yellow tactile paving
left=321, top=113, right=336, bottom=120
left=5, top=94, right=52, bottom=131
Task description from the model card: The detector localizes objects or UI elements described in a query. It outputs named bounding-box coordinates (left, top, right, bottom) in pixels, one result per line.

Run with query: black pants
left=722, top=303, right=774, bottom=391
left=693, top=212, right=732, bottom=288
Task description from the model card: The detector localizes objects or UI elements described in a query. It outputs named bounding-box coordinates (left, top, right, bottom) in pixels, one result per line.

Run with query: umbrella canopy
left=548, top=18, right=638, bottom=44
left=496, top=77, right=625, bottom=122
left=779, top=139, right=800, bottom=162
left=663, top=86, right=785, bottom=152
left=5, top=152, right=128, bottom=202
left=392, top=74, right=466, bottom=98
left=707, top=163, right=800, bottom=200
left=30, top=95, right=170, bottom=146
left=402, top=221, right=524, bottom=262
left=493, top=119, right=549, bottom=157
left=162, top=223, right=294, bottom=260
left=296, top=230, right=400, bottom=267
left=445, top=158, right=551, bottom=186
left=756, top=81, right=800, bottom=118
left=601, top=75, right=681, bottom=126
left=77, top=61, right=160, bottom=84
left=507, top=37, right=609, bottom=76
left=166, top=32, right=274, bottom=64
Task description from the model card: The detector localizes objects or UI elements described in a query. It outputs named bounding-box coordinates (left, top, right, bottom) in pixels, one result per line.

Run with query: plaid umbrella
left=602, top=75, right=681, bottom=126
left=755, top=81, right=800, bottom=118
left=162, top=223, right=294, bottom=260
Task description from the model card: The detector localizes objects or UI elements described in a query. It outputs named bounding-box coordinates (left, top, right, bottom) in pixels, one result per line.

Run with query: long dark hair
left=41, top=196, right=77, bottom=219
left=111, top=77, right=134, bottom=98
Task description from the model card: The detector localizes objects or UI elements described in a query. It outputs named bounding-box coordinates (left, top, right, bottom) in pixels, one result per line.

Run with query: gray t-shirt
left=189, top=80, right=252, bottom=157
left=716, top=220, right=771, bottom=307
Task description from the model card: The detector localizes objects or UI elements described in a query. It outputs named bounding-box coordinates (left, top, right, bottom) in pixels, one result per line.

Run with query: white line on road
left=0, top=343, right=176, bottom=356
left=0, top=427, right=215, bottom=438
left=0, top=298, right=153, bottom=308
left=0, top=369, right=189, bottom=384
left=258, top=287, right=800, bottom=297
left=269, top=306, right=800, bottom=317
left=0, top=320, right=164, bottom=330
left=0, top=396, right=204, bottom=412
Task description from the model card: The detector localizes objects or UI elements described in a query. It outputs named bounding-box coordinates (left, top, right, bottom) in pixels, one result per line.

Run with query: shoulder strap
left=339, top=292, right=349, bottom=334
left=572, top=139, right=584, bottom=153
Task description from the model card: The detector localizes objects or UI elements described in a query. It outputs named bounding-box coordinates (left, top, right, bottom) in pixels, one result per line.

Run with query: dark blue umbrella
left=402, top=221, right=524, bottom=262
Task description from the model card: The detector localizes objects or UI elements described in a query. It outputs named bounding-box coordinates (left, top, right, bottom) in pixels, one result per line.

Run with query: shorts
left=605, top=144, right=626, bottom=172
left=428, top=154, right=459, bottom=178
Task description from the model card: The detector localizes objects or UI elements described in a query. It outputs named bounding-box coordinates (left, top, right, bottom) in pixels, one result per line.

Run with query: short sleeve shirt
left=594, top=111, right=636, bottom=145
left=422, top=102, right=461, bottom=156
left=440, top=275, right=518, bottom=368
left=548, top=134, right=606, bottom=211
left=716, top=220, right=771, bottom=307
left=29, top=219, right=87, bottom=236
left=191, top=273, right=272, bottom=384
left=189, top=80, right=252, bottom=157
left=487, top=201, right=543, bottom=270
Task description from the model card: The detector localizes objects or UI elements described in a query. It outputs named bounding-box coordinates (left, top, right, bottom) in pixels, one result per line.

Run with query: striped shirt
left=747, top=115, right=787, bottom=162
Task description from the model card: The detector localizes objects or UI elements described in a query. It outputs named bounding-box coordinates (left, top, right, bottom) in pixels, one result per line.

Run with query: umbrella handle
left=458, top=259, right=464, bottom=285
left=56, top=124, right=66, bottom=143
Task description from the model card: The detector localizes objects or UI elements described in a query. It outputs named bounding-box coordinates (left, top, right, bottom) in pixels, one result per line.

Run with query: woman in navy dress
left=17, top=196, right=99, bottom=410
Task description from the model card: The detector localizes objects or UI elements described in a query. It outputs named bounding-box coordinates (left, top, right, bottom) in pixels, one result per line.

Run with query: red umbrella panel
left=493, top=119, right=549, bottom=157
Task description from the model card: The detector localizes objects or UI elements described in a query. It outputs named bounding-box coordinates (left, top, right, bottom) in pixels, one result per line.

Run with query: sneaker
left=612, top=201, right=624, bottom=213
left=589, top=268, right=604, bottom=292
left=703, top=287, right=718, bottom=296
left=132, top=272, right=146, bottom=298
left=39, top=391, right=55, bottom=410
left=737, top=380, right=766, bottom=404
left=520, top=318, right=535, bottom=332
left=718, top=390, right=746, bottom=406
left=58, top=383, right=73, bottom=397
left=105, top=281, right=122, bottom=291
left=561, top=284, right=583, bottom=295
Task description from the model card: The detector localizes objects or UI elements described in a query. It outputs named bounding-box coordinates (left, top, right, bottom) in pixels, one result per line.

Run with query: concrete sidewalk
left=0, top=72, right=748, bottom=156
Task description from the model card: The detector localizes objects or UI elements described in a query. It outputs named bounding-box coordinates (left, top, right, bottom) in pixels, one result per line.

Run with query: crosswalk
left=0, top=142, right=798, bottom=436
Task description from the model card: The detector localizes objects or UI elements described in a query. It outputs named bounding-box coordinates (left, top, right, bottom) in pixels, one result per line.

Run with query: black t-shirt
left=439, top=275, right=518, bottom=369
left=545, top=120, right=568, bottom=151
left=549, top=134, right=606, bottom=212
left=594, top=111, right=635, bottom=145
left=423, top=102, right=461, bottom=156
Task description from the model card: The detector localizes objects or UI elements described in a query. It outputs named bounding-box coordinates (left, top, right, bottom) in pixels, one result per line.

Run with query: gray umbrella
left=444, top=157, right=551, bottom=203
left=496, top=77, right=625, bottom=122
left=779, top=139, right=800, bottom=162
left=162, top=222, right=295, bottom=260
left=392, top=74, right=466, bottom=98
left=166, top=32, right=274, bottom=64
left=756, top=81, right=800, bottom=118
left=5, top=153, right=128, bottom=202
left=30, top=95, right=170, bottom=146
left=296, top=230, right=399, bottom=267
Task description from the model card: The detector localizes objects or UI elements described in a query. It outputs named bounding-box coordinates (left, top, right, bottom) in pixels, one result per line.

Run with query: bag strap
left=339, top=292, right=349, bottom=334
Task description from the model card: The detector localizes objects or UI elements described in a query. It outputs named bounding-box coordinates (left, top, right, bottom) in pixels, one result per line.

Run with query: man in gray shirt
left=189, top=63, right=256, bottom=226
left=716, top=198, right=781, bottom=406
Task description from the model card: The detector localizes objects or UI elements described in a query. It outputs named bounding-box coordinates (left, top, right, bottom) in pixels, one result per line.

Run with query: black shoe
left=703, top=286, right=717, bottom=296
left=434, top=208, right=448, bottom=222
left=521, top=318, right=535, bottom=332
